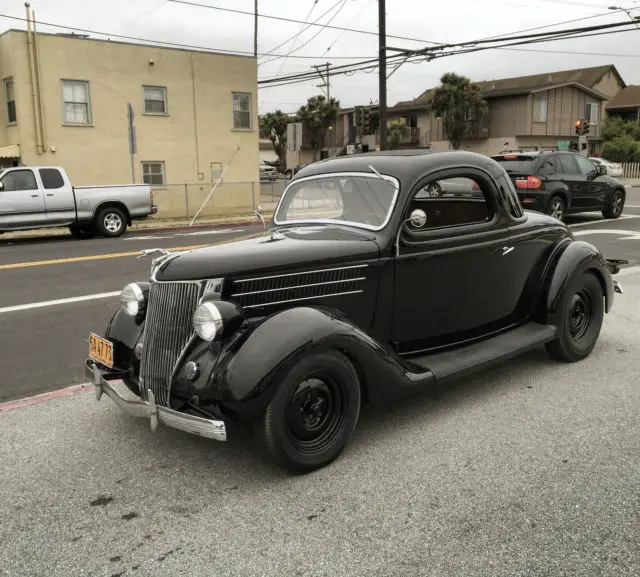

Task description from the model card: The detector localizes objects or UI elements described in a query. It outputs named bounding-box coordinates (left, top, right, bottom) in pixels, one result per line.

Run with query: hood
left=155, top=225, right=380, bottom=282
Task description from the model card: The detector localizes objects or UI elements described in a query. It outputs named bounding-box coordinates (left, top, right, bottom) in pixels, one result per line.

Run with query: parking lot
left=1, top=190, right=639, bottom=576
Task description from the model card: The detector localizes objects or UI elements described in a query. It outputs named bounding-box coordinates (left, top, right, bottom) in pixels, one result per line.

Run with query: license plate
left=89, top=333, right=114, bottom=369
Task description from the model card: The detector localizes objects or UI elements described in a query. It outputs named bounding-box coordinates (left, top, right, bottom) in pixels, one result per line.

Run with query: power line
left=258, top=0, right=321, bottom=59
left=167, top=0, right=443, bottom=45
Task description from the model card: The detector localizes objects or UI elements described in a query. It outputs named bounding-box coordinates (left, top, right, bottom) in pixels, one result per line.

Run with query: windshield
left=274, top=173, right=399, bottom=230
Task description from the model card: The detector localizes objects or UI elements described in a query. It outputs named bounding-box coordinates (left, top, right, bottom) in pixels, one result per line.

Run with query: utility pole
left=378, top=0, right=387, bottom=150
left=313, top=61, right=331, bottom=99
left=254, top=0, right=258, bottom=57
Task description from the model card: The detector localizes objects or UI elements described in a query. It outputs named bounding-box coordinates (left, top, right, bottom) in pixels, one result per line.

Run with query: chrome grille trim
left=232, top=264, right=367, bottom=309
left=140, top=281, right=202, bottom=406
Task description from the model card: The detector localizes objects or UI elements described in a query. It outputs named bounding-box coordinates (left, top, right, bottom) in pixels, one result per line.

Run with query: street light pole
left=378, top=0, right=387, bottom=151
left=608, top=5, right=640, bottom=29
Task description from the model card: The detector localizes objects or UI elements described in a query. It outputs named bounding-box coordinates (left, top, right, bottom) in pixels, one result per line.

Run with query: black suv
left=491, top=150, right=626, bottom=221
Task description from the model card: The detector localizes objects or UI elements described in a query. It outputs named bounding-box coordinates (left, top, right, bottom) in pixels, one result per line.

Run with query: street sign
left=557, top=140, right=569, bottom=150
left=287, top=122, right=303, bottom=151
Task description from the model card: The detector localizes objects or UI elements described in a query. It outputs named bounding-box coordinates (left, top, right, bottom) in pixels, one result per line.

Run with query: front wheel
left=546, top=272, right=604, bottom=363
left=257, top=349, right=361, bottom=473
left=602, top=189, right=625, bottom=219
left=96, top=207, right=127, bottom=237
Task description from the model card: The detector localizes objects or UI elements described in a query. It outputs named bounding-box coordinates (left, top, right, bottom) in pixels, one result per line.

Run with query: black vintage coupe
left=87, top=150, right=625, bottom=473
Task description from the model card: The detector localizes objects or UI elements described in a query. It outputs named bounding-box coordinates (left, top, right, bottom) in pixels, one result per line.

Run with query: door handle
left=46, top=193, right=54, bottom=197
left=31, top=194, right=39, bottom=197
left=501, top=246, right=514, bottom=256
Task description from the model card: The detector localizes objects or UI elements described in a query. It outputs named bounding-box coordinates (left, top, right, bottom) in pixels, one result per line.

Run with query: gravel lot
left=1, top=273, right=639, bottom=577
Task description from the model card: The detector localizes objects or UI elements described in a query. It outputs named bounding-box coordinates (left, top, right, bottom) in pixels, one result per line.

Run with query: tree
left=601, top=116, right=640, bottom=142
left=259, top=110, right=290, bottom=168
left=296, top=95, right=341, bottom=161
left=429, top=73, right=488, bottom=150
left=387, top=118, right=407, bottom=150
left=602, top=134, right=640, bottom=163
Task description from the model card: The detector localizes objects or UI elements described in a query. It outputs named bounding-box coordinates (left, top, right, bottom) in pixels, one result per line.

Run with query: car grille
left=231, top=265, right=367, bottom=309
left=139, top=281, right=201, bottom=406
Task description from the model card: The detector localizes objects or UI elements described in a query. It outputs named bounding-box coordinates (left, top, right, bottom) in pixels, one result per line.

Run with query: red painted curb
left=0, top=383, right=95, bottom=411
left=129, top=218, right=272, bottom=236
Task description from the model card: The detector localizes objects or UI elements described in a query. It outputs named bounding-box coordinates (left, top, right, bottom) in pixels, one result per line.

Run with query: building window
left=4, top=78, right=16, bottom=124
left=143, top=86, right=167, bottom=115
left=142, top=161, right=165, bottom=186
left=232, top=92, right=252, bottom=130
left=533, top=94, right=548, bottom=122
left=585, top=102, right=600, bottom=124
left=62, top=80, right=91, bottom=124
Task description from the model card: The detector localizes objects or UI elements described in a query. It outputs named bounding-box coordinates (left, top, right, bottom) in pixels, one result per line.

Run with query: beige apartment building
left=0, top=26, right=259, bottom=217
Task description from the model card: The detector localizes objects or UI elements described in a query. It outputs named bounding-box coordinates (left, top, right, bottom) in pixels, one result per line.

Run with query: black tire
left=257, top=349, right=361, bottom=473
left=69, top=224, right=95, bottom=240
left=96, top=206, right=127, bottom=237
left=545, top=272, right=604, bottom=363
left=285, top=169, right=293, bottom=180
left=546, top=195, right=566, bottom=221
left=602, top=189, right=625, bottom=219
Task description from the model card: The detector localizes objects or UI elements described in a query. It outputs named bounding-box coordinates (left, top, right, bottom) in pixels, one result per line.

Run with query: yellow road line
left=0, top=234, right=260, bottom=271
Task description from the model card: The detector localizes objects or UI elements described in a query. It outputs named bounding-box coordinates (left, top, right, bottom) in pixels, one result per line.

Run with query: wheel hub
left=568, top=292, right=592, bottom=339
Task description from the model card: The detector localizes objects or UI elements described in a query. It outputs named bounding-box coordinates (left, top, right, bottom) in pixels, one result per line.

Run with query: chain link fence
left=150, top=179, right=288, bottom=219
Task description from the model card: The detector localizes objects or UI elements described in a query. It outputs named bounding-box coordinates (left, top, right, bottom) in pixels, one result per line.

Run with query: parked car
left=491, top=150, right=625, bottom=221
left=285, top=163, right=309, bottom=180
left=259, top=160, right=278, bottom=182
left=87, top=150, right=625, bottom=473
left=0, top=166, right=156, bottom=238
left=589, top=157, right=624, bottom=179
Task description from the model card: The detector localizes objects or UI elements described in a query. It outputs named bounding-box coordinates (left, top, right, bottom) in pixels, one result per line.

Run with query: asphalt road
left=0, top=187, right=639, bottom=404
left=1, top=267, right=639, bottom=576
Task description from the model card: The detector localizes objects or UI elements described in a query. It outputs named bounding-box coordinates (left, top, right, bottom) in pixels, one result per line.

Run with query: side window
left=497, top=174, right=524, bottom=218
left=538, top=156, right=557, bottom=176
left=1, top=169, right=37, bottom=191
left=411, top=176, right=491, bottom=230
left=39, top=168, right=64, bottom=189
left=557, top=154, right=580, bottom=175
left=574, top=155, right=597, bottom=176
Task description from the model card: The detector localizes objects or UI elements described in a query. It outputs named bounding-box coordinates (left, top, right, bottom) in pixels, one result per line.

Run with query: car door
left=0, top=168, right=47, bottom=228
left=573, top=154, right=608, bottom=210
left=556, top=154, right=585, bottom=210
left=38, top=168, right=76, bottom=223
left=391, top=168, right=519, bottom=353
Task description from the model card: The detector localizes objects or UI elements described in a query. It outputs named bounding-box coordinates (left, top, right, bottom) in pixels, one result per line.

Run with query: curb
left=0, top=383, right=95, bottom=411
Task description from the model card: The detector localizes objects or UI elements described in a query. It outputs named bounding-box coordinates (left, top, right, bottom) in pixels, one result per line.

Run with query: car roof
left=493, top=150, right=579, bottom=158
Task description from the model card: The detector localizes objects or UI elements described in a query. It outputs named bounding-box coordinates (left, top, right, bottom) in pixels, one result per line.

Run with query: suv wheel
left=603, top=189, right=625, bottom=219
left=547, top=195, right=566, bottom=221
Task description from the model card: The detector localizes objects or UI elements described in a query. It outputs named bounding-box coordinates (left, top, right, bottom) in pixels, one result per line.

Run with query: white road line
left=573, top=229, right=640, bottom=237
left=625, top=204, right=640, bottom=208
left=123, top=235, right=166, bottom=241
left=568, top=215, right=640, bottom=228
left=0, top=291, right=120, bottom=314
left=174, top=229, right=244, bottom=236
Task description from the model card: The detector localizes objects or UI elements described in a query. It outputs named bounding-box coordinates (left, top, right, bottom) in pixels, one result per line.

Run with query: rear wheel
left=546, top=195, right=566, bottom=221
left=425, top=182, right=442, bottom=197
left=603, top=189, right=625, bottom=219
left=545, top=272, right=604, bottom=363
left=257, top=349, right=361, bottom=473
left=96, top=207, right=127, bottom=237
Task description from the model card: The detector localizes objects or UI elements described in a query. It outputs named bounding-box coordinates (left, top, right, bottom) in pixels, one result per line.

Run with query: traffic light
left=583, top=120, right=590, bottom=135
left=575, top=118, right=591, bottom=136
left=362, top=106, right=371, bottom=134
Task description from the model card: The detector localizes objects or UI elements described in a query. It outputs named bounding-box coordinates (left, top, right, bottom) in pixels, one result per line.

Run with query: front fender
left=542, top=240, right=614, bottom=318
left=205, top=307, right=433, bottom=423
left=104, top=307, right=145, bottom=375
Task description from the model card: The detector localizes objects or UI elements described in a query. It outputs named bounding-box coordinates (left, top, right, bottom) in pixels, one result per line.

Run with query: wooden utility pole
left=313, top=62, right=331, bottom=99
left=378, top=0, right=387, bottom=150
left=254, top=0, right=258, bottom=57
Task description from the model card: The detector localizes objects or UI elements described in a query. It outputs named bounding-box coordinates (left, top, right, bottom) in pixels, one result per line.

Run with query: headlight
left=120, top=283, right=145, bottom=316
left=192, top=301, right=223, bottom=342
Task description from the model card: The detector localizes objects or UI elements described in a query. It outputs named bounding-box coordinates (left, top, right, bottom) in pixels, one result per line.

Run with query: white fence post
left=622, top=162, right=640, bottom=179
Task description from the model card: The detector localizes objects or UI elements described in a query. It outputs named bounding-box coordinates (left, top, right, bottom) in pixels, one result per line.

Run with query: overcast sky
left=1, top=0, right=639, bottom=113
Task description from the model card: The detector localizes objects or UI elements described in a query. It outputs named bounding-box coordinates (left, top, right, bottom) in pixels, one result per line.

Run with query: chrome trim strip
left=272, top=171, right=400, bottom=232
left=232, top=277, right=366, bottom=297
left=234, top=264, right=368, bottom=284
left=88, top=360, right=227, bottom=441
left=241, top=289, right=363, bottom=309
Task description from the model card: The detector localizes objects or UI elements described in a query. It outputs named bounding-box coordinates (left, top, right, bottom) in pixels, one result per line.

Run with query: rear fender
left=538, top=240, right=614, bottom=321
left=209, top=306, right=434, bottom=423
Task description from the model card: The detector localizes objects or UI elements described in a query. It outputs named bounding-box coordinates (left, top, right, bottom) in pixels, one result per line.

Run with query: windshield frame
left=272, top=171, right=401, bottom=232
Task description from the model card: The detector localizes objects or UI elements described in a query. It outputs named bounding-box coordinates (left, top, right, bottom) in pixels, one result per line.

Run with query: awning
left=0, top=144, right=20, bottom=159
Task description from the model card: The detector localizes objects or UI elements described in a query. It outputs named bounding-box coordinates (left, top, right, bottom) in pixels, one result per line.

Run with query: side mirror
left=598, top=165, right=606, bottom=176
left=409, top=209, right=427, bottom=228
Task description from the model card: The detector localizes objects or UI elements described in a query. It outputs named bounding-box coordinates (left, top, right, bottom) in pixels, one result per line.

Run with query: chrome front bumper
left=614, top=279, right=623, bottom=294
left=86, top=360, right=226, bottom=441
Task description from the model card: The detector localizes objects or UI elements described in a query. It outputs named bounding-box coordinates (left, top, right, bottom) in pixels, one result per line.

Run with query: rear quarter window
left=39, top=168, right=65, bottom=189
left=491, top=156, right=536, bottom=175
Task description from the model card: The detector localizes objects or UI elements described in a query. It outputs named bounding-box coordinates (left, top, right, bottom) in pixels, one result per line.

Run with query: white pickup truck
left=0, top=166, right=157, bottom=238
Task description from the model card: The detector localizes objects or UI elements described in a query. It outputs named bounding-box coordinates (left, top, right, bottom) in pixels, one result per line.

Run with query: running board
left=409, top=323, right=557, bottom=385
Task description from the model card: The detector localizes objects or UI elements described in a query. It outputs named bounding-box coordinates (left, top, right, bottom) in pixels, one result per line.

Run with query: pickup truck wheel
left=545, top=272, right=604, bottom=363
left=258, top=350, right=361, bottom=473
left=69, top=224, right=95, bottom=240
left=97, top=207, right=127, bottom=237
left=602, top=189, right=625, bottom=219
